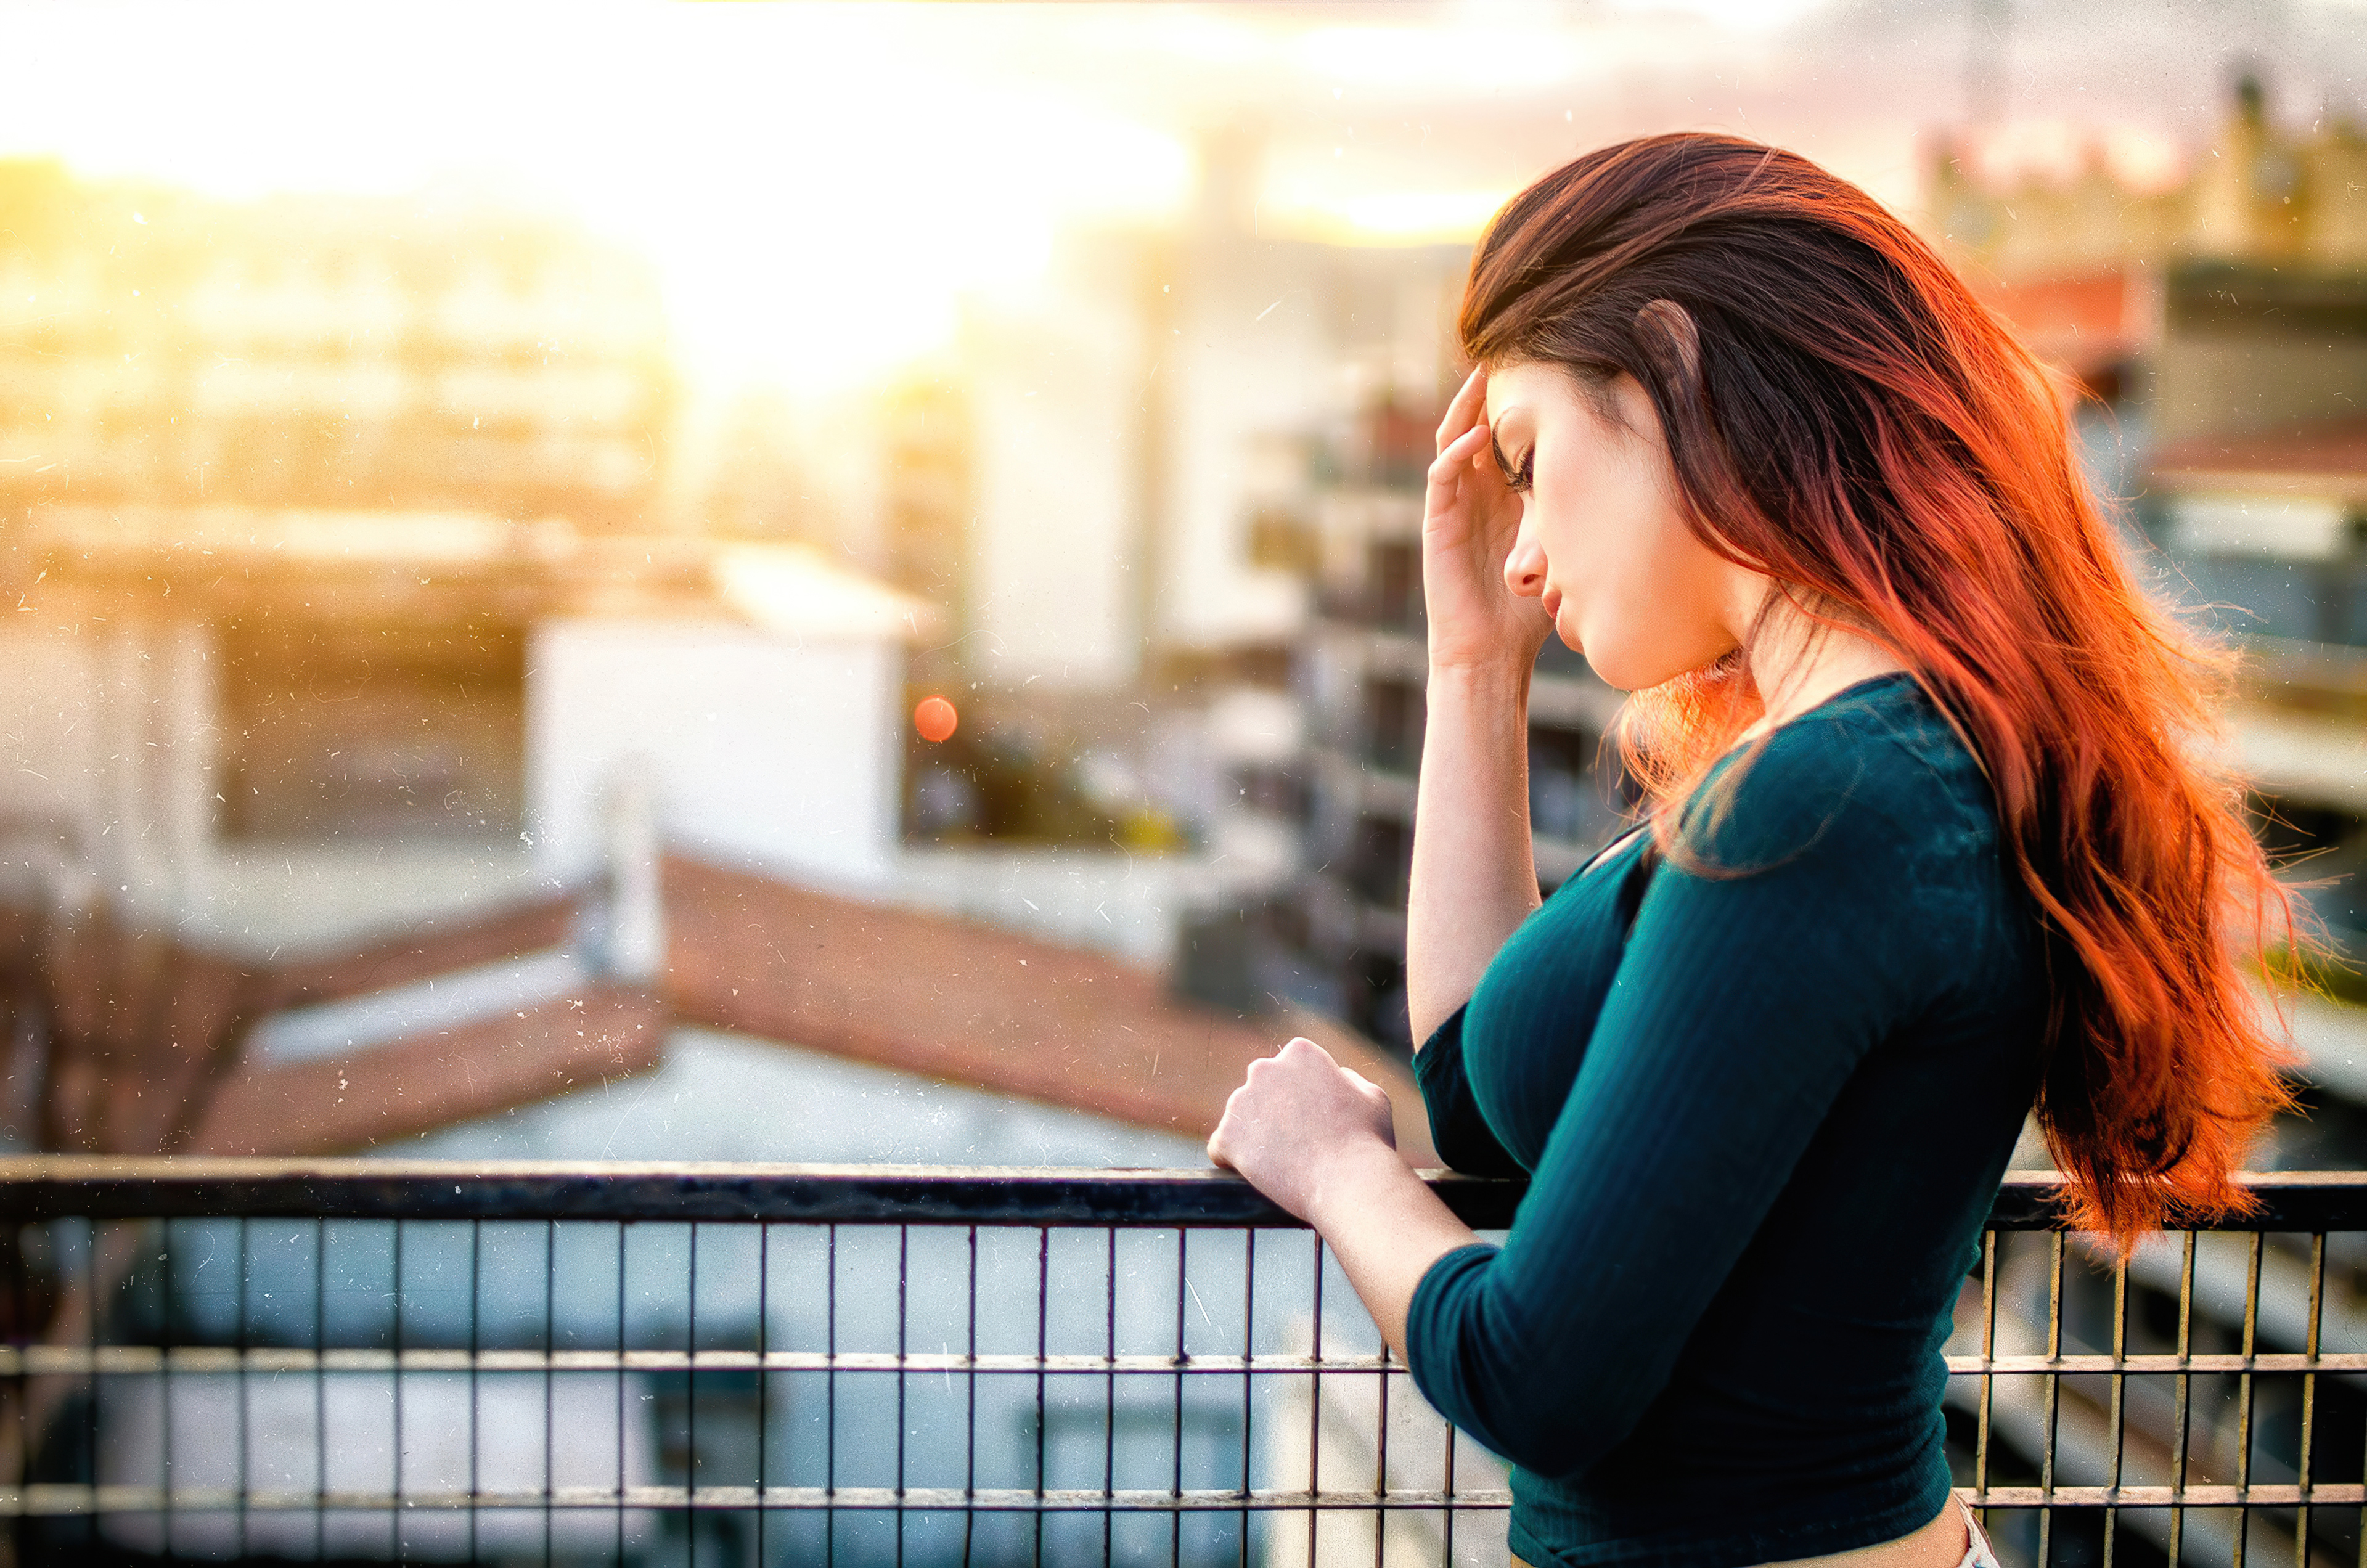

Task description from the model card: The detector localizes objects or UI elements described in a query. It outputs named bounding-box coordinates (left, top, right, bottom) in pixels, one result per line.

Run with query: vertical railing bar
left=757, top=1221, right=771, bottom=1565
left=390, top=1219, right=404, bottom=1565
left=9, top=1222, right=23, bottom=1568
left=687, top=1219, right=700, bottom=1568
left=2171, top=1229, right=2195, bottom=1568
left=966, top=1224, right=980, bottom=1568
left=1976, top=1228, right=1996, bottom=1519
left=615, top=1220, right=627, bottom=1566
left=2358, top=1243, right=2367, bottom=1568
left=543, top=1219, right=555, bottom=1568
left=2236, top=1230, right=2265, bottom=1568
left=2040, top=1229, right=2062, bottom=1568
left=1374, top=1336, right=1389, bottom=1568
left=10, top=1222, right=23, bottom=1568
left=468, top=1217, right=481, bottom=1562
left=1310, top=1233, right=1325, bottom=1568
left=86, top=1217, right=100, bottom=1561
left=313, top=1218, right=325, bottom=1565
left=237, top=1214, right=251, bottom=1562
left=1443, top=1403, right=1458, bottom=1568
left=1173, top=1227, right=1187, bottom=1568
left=2299, top=1231, right=2325, bottom=1568
left=896, top=1223, right=908, bottom=1568
left=1104, top=1225, right=1116, bottom=1568
left=2106, top=1246, right=2127, bottom=1568
left=827, top=1221, right=838, bottom=1568
left=4, top=1225, right=12, bottom=1568
left=1035, top=1226, right=1050, bottom=1568
left=1240, top=1228, right=1254, bottom=1568
left=161, top=1216, right=174, bottom=1559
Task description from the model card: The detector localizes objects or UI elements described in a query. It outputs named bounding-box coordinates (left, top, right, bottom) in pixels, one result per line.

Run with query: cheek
left=1560, top=494, right=1734, bottom=686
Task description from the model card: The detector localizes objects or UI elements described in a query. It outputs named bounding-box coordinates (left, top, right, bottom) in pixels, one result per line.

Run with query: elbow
left=1434, top=1128, right=1527, bottom=1180
left=1408, top=1247, right=1657, bottom=1480
left=1411, top=1322, right=1639, bottom=1478
left=1449, top=1378, right=1633, bottom=1480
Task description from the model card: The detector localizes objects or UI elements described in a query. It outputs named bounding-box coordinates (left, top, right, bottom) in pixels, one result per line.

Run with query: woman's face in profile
left=1484, top=360, right=1748, bottom=692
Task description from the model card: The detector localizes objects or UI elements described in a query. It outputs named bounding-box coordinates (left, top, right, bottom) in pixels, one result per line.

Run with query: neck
left=1740, top=600, right=1909, bottom=735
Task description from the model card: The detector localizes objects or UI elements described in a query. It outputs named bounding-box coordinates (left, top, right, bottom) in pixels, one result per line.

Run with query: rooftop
left=2151, top=414, right=2367, bottom=503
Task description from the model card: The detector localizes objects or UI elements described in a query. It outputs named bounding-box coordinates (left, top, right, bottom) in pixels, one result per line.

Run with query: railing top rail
left=0, top=1159, right=2357, bottom=1230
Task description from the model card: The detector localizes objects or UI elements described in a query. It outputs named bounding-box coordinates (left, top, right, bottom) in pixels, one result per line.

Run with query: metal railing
left=0, top=1161, right=2359, bottom=1567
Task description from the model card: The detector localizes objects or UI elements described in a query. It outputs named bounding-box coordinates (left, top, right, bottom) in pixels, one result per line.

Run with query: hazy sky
left=5, top=0, right=2361, bottom=390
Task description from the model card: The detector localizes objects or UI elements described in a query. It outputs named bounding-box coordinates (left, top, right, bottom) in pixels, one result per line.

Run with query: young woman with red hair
left=1208, top=133, right=2299, bottom=1568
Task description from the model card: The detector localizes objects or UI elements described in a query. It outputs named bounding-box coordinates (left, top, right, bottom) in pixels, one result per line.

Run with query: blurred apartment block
left=869, top=129, right=1582, bottom=1050
left=1919, top=80, right=2367, bottom=1567
left=1933, top=70, right=2367, bottom=1041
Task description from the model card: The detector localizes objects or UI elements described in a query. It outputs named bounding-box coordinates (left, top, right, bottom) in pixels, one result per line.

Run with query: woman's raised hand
left=1423, top=366, right=1553, bottom=673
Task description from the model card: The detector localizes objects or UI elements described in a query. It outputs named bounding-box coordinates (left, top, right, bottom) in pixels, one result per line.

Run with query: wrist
left=1425, top=655, right=1534, bottom=696
left=1424, top=659, right=1533, bottom=733
left=1304, top=1136, right=1421, bottom=1233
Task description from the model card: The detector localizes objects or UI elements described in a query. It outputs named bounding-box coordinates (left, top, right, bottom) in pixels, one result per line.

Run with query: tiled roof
left=194, top=986, right=666, bottom=1156
left=2150, top=415, right=2367, bottom=500
left=1971, top=268, right=2148, bottom=378
left=664, top=854, right=1437, bottom=1165
left=15, top=854, right=1433, bottom=1166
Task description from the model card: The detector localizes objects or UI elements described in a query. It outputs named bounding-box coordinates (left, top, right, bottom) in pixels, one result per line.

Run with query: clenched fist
left=1206, top=1037, right=1399, bottom=1225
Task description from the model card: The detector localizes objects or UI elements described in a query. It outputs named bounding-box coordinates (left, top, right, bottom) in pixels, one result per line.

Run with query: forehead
left=1482, top=360, right=1570, bottom=423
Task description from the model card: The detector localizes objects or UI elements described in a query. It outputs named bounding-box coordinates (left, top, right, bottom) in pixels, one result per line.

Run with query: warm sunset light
left=0, top=2, right=1196, bottom=393
left=6, top=2, right=2367, bottom=1556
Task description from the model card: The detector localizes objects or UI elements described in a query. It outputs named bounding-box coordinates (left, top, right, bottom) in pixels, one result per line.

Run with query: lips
left=1542, top=587, right=1564, bottom=623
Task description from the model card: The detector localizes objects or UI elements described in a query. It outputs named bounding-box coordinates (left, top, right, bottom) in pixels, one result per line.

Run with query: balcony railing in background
left=0, top=1162, right=2361, bottom=1567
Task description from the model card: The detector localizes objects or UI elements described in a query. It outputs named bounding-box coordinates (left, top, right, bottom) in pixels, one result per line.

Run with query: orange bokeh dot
left=914, top=695, right=959, bottom=743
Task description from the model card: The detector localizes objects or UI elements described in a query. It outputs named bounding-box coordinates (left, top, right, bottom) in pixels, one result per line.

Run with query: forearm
left=1306, top=1141, right=1482, bottom=1361
left=1407, top=660, right=1542, bottom=1044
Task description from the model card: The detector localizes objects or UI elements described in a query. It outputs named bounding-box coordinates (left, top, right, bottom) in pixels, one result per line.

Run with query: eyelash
left=1502, top=450, right=1534, bottom=492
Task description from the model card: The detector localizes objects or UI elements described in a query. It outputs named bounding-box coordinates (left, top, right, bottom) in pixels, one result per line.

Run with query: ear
left=1635, top=298, right=1703, bottom=388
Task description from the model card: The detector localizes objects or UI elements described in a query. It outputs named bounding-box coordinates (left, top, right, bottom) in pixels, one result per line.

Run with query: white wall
left=526, top=619, right=902, bottom=889
left=963, top=261, right=1147, bottom=690
left=0, top=618, right=215, bottom=921
left=0, top=623, right=100, bottom=840
left=1159, top=245, right=1335, bottom=650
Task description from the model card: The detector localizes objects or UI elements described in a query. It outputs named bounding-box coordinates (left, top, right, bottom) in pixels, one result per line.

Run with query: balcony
left=0, top=1161, right=2360, bottom=1567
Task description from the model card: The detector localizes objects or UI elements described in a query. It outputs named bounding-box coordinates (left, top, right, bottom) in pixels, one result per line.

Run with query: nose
left=1503, top=531, right=1547, bottom=600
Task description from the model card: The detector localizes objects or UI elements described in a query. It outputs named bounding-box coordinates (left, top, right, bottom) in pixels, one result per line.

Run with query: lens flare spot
left=914, top=695, right=959, bottom=744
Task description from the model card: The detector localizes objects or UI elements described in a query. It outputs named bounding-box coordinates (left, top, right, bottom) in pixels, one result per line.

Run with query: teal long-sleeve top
left=1407, top=672, right=2048, bottom=1568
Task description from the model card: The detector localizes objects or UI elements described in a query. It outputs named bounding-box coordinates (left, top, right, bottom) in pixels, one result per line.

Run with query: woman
left=1206, top=133, right=2299, bottom=1568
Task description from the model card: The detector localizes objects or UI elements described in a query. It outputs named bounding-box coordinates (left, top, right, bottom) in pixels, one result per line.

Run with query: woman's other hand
left=1425, top=365, right=1554, bottom=673
left=1207, top=1037, right=1402, bottom=1225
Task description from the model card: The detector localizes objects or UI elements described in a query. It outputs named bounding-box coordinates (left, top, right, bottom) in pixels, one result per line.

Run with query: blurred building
left=1929, top=78, right=2367, bottom=1568
left=1933, top=73, right=2367, bottom=947
left=0, top=160, right=674, bottom=530
left=0, top=519, right=932, bottom=945
left=870, top=127, right=1641, bottom=1048
left=867, top=133, right=1525, bottom=1039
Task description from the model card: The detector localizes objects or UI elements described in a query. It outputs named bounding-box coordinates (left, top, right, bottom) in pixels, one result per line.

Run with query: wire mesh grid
left=1958, top=1219, right=2367, bottom=1568
left=0, top=1162, right=1518, bottom=1567
left=0, top=1162, right=2360, bottom=1567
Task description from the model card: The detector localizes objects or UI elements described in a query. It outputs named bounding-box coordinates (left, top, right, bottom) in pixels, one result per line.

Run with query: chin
left=1575, top=640, right=1649, bottom=693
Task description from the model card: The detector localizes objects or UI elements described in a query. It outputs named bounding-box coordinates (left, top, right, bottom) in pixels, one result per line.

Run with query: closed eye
left=1492, top=436, right=1534, bottom=492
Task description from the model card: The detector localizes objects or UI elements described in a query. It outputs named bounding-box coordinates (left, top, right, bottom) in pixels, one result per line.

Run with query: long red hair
left=1460, top=133, right=2299, bottom=1251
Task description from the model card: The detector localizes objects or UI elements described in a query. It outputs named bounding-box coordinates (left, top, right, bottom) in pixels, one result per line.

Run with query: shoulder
left=1676, top=674, right=1998, bottom=880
